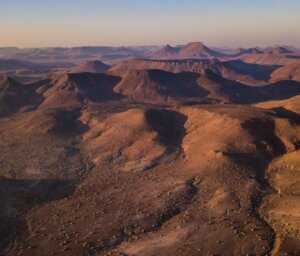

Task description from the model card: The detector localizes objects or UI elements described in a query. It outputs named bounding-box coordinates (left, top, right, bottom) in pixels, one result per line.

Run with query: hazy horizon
left=1, top=0, right=300, bottom=48
left=0, top=43, right=299, bottom=50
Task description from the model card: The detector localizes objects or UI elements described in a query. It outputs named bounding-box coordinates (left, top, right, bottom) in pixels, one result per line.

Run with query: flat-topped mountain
left=113, top=69, right=208, bottom=105
left=69, top=60, right=110, bottom=73
left=110, top=58, right=279, bottom=86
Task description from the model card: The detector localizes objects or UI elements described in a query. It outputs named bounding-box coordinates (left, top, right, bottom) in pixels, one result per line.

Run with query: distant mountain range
left=0, top=43, right=298, bottom=63
left=149, top=42, right=298, bottom=59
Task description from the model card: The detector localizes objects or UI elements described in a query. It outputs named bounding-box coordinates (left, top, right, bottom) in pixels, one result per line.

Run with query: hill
left=39, top=73, right=121, bottom=109
left=113, top=69, right=208, bottom=105
left=69, top=60, right=110, bottom=73
left=178, top=42, right=225, bottom=58
left=270, top=61, right=300, bottom=82
left=0, top=76, right=43, bottom=116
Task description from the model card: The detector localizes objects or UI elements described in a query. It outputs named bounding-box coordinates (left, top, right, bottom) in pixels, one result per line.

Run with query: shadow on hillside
left=242, top=118, right=286, bottom=158
left=67, top=72, right=123, bottom=102
left=258, top=80, right=300, bottom=102
left=224, top=60, right=281, bottom=81
left=145, top=109, right=187, bottom=151
left=271, top=107, right=300, bottom=125
left=287, top=55, right=300, bottom=60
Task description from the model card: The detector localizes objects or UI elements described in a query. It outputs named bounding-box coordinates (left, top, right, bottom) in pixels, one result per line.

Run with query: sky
left=0, top=0, right=300, bottom=48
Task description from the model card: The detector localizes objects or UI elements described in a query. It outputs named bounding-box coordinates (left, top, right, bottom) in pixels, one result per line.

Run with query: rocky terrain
left=0, top=43, right=300, bottom=256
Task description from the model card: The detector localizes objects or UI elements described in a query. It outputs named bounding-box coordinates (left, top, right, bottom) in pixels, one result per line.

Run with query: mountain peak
left=179, top=42, right=224, bottom=58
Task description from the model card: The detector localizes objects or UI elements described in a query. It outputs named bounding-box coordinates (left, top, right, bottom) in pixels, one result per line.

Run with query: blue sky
left=0, top=0, right=299, bottom=47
